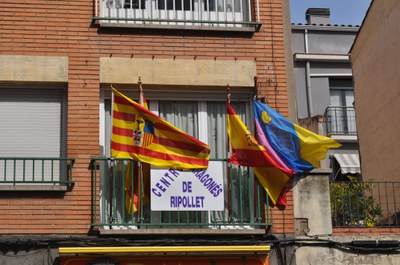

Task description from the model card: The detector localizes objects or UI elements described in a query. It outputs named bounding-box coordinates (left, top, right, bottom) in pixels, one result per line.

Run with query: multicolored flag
left=253, top=100, right=341, bottom=205
left=253, top=100, right=341, bottom=173
left=112, top=87, right=210, bottom=169
left=226, top=102, right=294, bottom=205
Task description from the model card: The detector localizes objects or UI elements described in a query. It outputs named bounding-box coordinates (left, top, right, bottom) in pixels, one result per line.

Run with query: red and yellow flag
left=124, top=160, right=151, bottom=214
left=112, top=88, right=210, bottom=169
left=124, top=92, right=151, bottom=215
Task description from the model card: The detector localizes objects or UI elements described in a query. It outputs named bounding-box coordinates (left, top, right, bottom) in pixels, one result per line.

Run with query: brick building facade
left=0, top=0, right=295, bottom=264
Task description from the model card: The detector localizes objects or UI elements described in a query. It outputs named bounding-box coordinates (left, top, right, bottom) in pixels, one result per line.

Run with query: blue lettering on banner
left=152, top=166, right=223, bottom=211
left=182, top=181, right=192, bottom=192
left=191, top=169, right=223, bottom=198
left=151, top=188, right=161, bottom=197
left=170, top=196, right=205, bottom=208
left=152, top=169, right=181, bottom=198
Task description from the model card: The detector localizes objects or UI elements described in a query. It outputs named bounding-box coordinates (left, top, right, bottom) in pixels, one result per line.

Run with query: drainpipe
left=304, top=29, right=313, bottom=117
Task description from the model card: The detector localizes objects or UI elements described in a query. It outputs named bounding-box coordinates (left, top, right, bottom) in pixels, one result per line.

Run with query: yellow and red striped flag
left=124, top=159, right=151, bottom=214
left=124, top=91, right=151, bottom=215
left=111, top=87, right=210, bottom=169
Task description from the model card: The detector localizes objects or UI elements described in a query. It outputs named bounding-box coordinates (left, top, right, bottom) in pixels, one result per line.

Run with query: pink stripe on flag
left=255, top=119, right=294, bottom=173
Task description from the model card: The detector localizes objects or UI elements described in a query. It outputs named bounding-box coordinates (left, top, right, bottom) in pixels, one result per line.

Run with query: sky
left=290, top=0, right=372, bottom=26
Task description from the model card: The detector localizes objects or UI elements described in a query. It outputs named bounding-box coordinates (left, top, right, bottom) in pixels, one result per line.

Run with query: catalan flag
left=226, top=102, right=294, bottom=205
left=112, top=88, right=210, bottom=169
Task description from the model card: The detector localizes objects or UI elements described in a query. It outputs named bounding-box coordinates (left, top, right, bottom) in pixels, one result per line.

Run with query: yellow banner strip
left=59, top=245, right=270, bottom=254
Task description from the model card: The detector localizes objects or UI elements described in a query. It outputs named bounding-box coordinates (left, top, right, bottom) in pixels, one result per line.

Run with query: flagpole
left=110, top=85, right=115, bottom=229
left=110, top=85, right=115, bottom=159
left=227, top=84, right=231, bottom=153
left=226, top=84, right=232, bottom=217
left=137, top=77, right=143, bottom=223
left=138, top=77, right=143, bottom=105
left=253, top=76, right=262, bottom=212
left=254, top=76, right=258, bottom=98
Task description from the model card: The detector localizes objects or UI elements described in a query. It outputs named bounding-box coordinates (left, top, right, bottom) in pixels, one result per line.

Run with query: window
left=158, top=101, right=199, bottom=138
left=0, top=87, right=67, bottom=184
left=327, top=79, right=356, bottom=134
left=123, top=0, right=243, bottom=11
left=329, top=80, right=354, bottom=107
left=99, top=88, right=260, bottom=228
left=98, top=0, right=252, bottom=27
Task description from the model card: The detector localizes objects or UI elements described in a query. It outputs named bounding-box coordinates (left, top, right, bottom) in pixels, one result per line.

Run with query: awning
left=333, top=153, right=360, bottom=174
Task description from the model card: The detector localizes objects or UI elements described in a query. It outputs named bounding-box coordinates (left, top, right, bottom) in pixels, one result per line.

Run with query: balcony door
left=329, top=79, right=356, bottom=134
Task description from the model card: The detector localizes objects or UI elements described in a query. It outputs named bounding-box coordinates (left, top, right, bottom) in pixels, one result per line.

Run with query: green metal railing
left=90, top=158, right=271, bottom=230
left=0, top=157, right=75, bottom=186
left=331, top=181, right=400, bottom=227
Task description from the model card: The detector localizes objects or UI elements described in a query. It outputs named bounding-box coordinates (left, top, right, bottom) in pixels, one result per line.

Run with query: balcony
left=324, top=106, right=357, bottom=136
left=330, top=181, right=400, bottom=227
left=90, top=158, right=271, bottom=234
left=0, top=157, right=75, bottom=191
left=94, top=0, right=261, bottom=30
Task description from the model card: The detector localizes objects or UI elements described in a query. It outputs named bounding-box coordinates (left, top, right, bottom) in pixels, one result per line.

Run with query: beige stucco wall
left=0, top=55, right=68, bottom=83
left=295, top=235, right=400, bottom=265
left=282, top=0, right=297, bottom=122
left=100, top=58, right=256, bottom=87
left=293, top=170, right=333, bottom=237
left=350, top=0, right=400, bottom=181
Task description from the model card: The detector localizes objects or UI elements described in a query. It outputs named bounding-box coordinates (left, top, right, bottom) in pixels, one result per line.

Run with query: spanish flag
left=227, top=102, right=294, bottom=205
left=112, top=88, right=210, bottom=169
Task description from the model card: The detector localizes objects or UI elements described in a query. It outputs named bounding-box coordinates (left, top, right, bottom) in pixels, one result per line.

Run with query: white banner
left=150, top=161, right=224, bottom=211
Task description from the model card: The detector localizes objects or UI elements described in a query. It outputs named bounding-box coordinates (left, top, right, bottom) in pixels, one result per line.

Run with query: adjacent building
left=292, top=3, right=400, bottom=264
left=291, top=8, right=360, bottom=180
left=350, top=0, right=400, bottom=183
left=350, top=0, right=400, bottom=230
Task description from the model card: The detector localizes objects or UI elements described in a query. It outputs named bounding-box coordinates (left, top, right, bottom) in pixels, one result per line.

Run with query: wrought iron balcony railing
left=90, top=158, right=271, bottom=232
left=324, top=106, right=357, bottom=135
left=330, top=181, right=400, bottom=227
left=0, top=157, right=75, bottom=187
left=94, top=0, right=260, bottom=29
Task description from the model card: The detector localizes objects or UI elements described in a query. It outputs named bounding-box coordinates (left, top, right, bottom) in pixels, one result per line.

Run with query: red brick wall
left=334, top=227, right=400, bottom=236
left=0, top=0, right=294, bottom=235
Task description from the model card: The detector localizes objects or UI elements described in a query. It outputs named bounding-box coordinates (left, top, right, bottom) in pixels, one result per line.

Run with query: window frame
left=0, top=85, right=71, bottom=190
